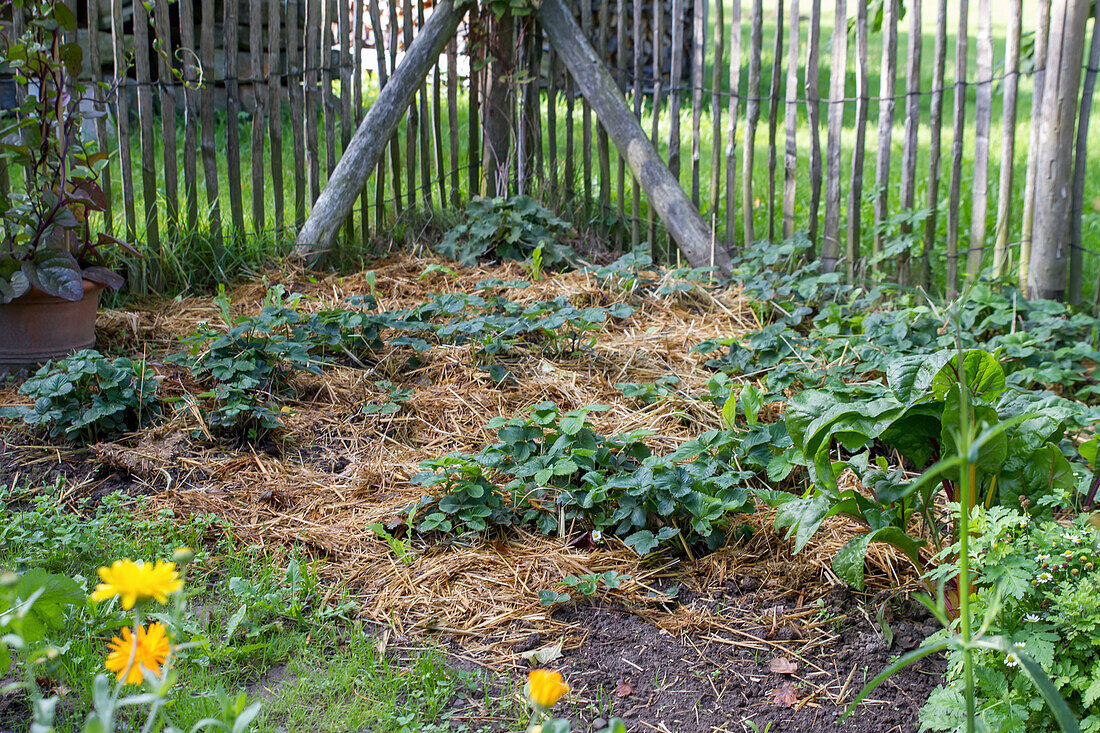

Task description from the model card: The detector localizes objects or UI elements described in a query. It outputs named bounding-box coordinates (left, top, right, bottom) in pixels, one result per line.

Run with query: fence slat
left=921, top=0, right=948, bottom=286
left=324, top=0, right=340, bottom=188
left=354, top=0, right=367, bottom=244
left=417, top=0, right=432, bottom=208
left=598, top=0, right=611, bottom=217
left=668, top=0, right=684, bottom=186
left=368, top=0, right=388, bottom=229
left=724, top=0, right=741, bottom=249
left=270, top=0, right=286, bottom=232
left=153, top=0, right=177, bottom=229
left=709, top=0, right=724, bottom=250
left=448, top=38, right=461, bottom=206
left=898, top=0, right=921, bottom=284
left=821, top=0, right=846, bottom=271
left=224, top=0, right=244, bottom=232
left=765, top=0, right=782, bottom=243
left=131, top=0, right=159, bottom=272
left=616, top=0, right=627, bottom=221
left=289, top=0, right=306, bottom=225
left=945, top=0, right=968, bottom=295
left=992, top=0, right=1022, bottom=276
left=781, top=0, right=798, bottom=240
left=532, top=25, right=544, bottom=191
left=803, top=0, right=820, bottom=250
left=648, top=0, right=663, bottom=254
left=467, top=6, right=480, bottom=197
left=1073, top=0, right=1100, bottom=304
left=337, top=0, right=353, bottom=239
left=742, top=0, right=762, bottom=247
left=306, top=0, right=321, bottom=205
left=690, top=0, right=706, bottom=206
left=251, top=0, right=267, bottom=234
left=88, top=0, right=114, bottom=235
left=516, top=30, right=528, bottom=194
left=548, top=42, right=559, bottom=199
left=632, top=0, right=643, bottom=248
left=434, top=44, right=446, bottom=206
left=565, top=65, right=576, bottom=201
left=391, top=0, right=406, bottom=205
left=1019, top=0, right=1051, bottom=289
left=582, top=0, right=593, bottom=210
left=404, top=0, right=418, bottom=205
left=871, top=0, right=897, bottom=268
left=112, top=0, right=137, bottom=242
left=846, top=0, right=868, bottom=282
left=968, top=0, right=993, bottom=277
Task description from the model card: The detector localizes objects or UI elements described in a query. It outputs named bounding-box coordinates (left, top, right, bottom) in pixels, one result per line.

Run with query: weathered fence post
left=537, top=0, right=731, bottom=272
left=1027, top=0, right=1091, bottom=301
left=293, top=0, right=472, bottom=262
left=482, top=8, right=515, bottom=197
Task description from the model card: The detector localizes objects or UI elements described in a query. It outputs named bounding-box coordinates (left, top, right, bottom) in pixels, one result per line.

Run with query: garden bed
left=0, top=255, right=937, bottom=731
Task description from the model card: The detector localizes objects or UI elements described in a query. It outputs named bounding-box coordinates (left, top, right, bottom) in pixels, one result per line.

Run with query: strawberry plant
left=1, top=350, right=158, bottom=442
left=436, top=196, right=577, bottom=268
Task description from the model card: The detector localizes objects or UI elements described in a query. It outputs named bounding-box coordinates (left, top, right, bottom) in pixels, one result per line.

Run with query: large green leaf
left=888, top=351, right=953, bottom=406
left=1018, top=444, right=1075, bottom=503
left=879, top=403, right=943, bottom=467
left=0, top=270, right=30, bottom=304
left=10, top=569, right=84, bottom=645
left=930, top=349, right=1006, bottom=403
left=941, top=387, right=1007, bottom=474
left=832, top=526, right=925, bottom=590
left=23, top=249, right=83, bottom=301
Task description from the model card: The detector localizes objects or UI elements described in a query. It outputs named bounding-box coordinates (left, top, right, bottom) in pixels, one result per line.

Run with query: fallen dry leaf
left=768, top=657, right=798, bottom=675
left=770, top=682, right=800, bottom=708
left=614, top=679, right=634, bottom=697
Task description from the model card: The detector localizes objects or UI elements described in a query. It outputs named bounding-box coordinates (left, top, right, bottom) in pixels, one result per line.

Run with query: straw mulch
left=4, top=255, right=923, bottom=665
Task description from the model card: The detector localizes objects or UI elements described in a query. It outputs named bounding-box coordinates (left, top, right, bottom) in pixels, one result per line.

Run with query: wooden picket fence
left=14, top=0, right=1100, bottom=298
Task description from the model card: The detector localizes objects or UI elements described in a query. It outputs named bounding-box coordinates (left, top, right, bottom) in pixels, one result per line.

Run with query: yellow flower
left=528, top=669, right=569, bottom=709
left=104, top=623, right=171, bottom=685
left=91, top=560, right=183, bottom=609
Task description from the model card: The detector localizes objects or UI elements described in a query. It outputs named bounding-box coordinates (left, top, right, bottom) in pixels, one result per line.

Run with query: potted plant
left=0, top=0, right=133, bottom=369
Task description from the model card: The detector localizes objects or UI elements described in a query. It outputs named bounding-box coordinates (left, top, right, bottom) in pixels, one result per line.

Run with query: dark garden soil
left=432, top=587, right=942, bottom=733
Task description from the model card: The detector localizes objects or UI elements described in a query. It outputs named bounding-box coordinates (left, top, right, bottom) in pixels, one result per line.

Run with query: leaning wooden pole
left=294, top=0, right=472, bottom=262
left=537, top=0, right=730, bottom=272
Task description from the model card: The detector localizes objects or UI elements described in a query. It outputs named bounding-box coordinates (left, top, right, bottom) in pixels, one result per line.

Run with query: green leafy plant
left=1, top=349, right=158, bottom=442
left=843, top=329, right=1081, bottom=733
left=174, top=287, right=354, bottom=440
left=538, top=571, right=630, bottom=605
left=437, top=196, right=577, bottom=268
left=771, top=347, right=1086, bottom=589
left=0, top=0, right=133, bottom=303
left=918, top=510, right=1100, bottom=732
left=412, top=403, right=759, bottom=556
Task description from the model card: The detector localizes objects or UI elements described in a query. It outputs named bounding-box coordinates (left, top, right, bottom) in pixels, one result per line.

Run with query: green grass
left=0, top=478, right=517, bottom=733
left=91, top=0, right=1099, bottom=301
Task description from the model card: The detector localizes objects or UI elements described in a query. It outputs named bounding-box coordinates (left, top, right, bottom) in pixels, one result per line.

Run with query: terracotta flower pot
left=0, top=279, right=104, bottom=371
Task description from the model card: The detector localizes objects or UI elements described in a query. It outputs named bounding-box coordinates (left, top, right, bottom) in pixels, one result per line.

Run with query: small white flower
left=1024, top=613, right=1042, bottom=623
left=590, top=530, right=602, bottom=543
left=1004, top=655, right=1019, bottom=668
left=1063, top=549, right=1076, bottom=559
left=1018, top=517, right=1030, bottom=528
left=1036, top=554, right=1051, bottom=563
left=1065, top=534, right=1082, bottom=544
left=1037, top=572, right=1054, bottom=583
left=1014, top=641, right=1027, bottom=650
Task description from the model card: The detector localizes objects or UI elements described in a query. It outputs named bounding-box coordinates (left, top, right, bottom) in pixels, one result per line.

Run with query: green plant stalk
left=956, top=333, right=975, bottom=733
